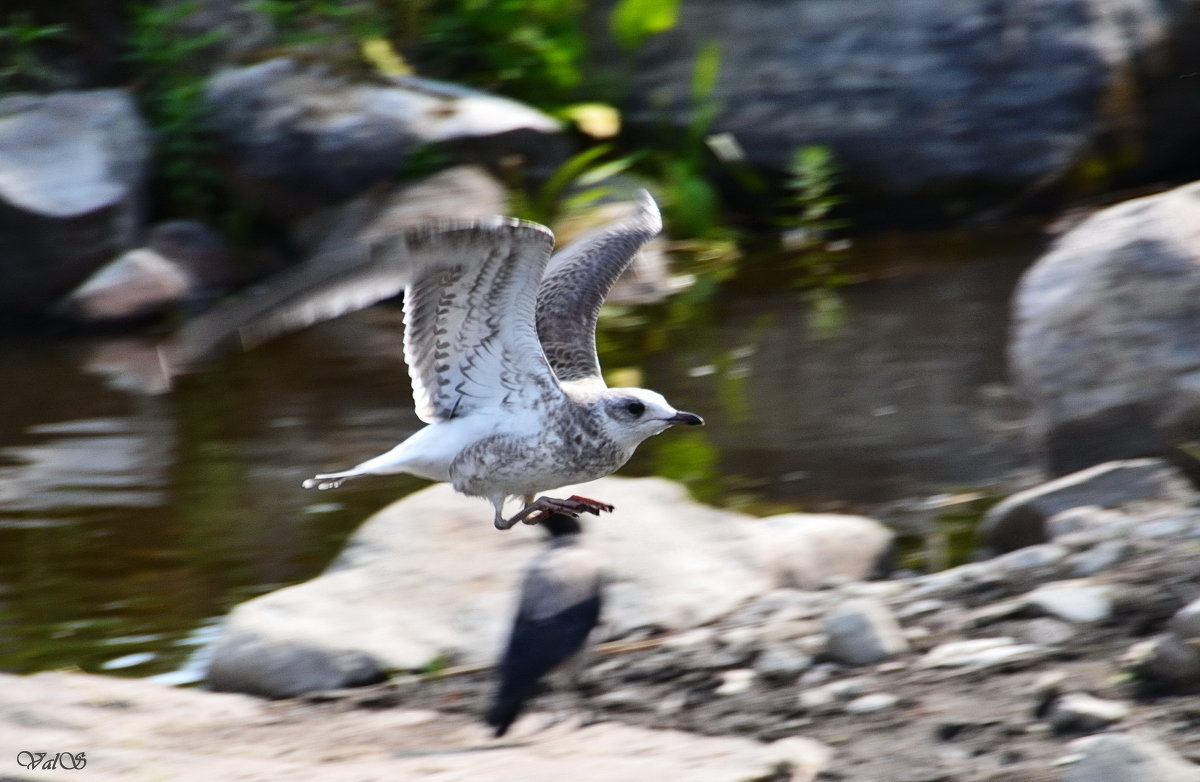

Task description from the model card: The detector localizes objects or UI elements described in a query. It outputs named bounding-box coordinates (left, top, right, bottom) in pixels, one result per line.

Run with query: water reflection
left=670, top=253, right=1036, bottom=507
left=0, top=227, right=1046, bottom=678
left=1, top=417, right=170, bottom=511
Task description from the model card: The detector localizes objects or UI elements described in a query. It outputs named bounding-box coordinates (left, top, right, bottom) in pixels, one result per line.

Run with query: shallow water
left=0, top=226, right=1046, bottom=681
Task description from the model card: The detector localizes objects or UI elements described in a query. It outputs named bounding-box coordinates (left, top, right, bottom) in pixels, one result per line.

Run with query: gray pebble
left=754, top=644, right=814, bottom=680
left=1046, top=692, right=1130, bottom=734
left=1063, top=732, right=1200, bottom=782
left=844, top=692, right=899, bottom=714
left=824, top=599, right=909, bottom=666
left=1024, top=580, right=1114, bottom=623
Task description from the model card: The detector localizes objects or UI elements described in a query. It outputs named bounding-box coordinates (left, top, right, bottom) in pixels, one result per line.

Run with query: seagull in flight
left=168, top=191, right=702, bottom=528
left=301, top=191, right=702, bottom=527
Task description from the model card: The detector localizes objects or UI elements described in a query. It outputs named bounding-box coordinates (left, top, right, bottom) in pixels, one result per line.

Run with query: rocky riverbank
left=10, top=462, right=1200, bottom=781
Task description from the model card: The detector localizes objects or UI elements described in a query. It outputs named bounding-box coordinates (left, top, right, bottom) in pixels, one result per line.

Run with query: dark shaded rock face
left=0, top=90, right=149, bottom=320
left=594, top=0, right=1200, bottom=204
left=58, top=219, right=235, bottom=324
left=979, top=459, right=1197, bottom=554
left=203, top=58, right=568, bottom=221
left=1010, top=181, right=1200, bottom=475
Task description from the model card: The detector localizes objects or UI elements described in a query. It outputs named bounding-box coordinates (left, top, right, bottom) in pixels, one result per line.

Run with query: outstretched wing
left=163, top=241, right=408, bottom=367
left=162, top=218, right=561, bottom=424
left=535, top=191, right=662, bottom=384
left=397, top=219, right=559, bottom=423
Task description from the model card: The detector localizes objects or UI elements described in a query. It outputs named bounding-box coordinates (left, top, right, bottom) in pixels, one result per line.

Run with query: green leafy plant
left=508, top=143, right=642, bottom=226
left=411, top=0, right=589, bottom=107
left=611, top=0, right=680, bottom=50
left=251, top=0, right=389, bottom=61
left=779, top=145, right=852, bottom=335
left=637, top=40, right=727, bottom=240
left=781, top=145, right=847, bottom=250
left=417, top=653, right=450, bottom=678
left=895, top=491, right=999, bottom=572
left=0, top=12, right=69, bottom=90
left=126, top=1, right=228, bottom=216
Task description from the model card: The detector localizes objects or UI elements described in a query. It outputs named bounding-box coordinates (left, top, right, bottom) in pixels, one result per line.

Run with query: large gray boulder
left=204, top=59, right=568, bottom=219
left=0, top=90, right=149, bottom=318
left=207, top=477, right=770, bottom=697
left=1010, top=181, right=1200, bottom=475
left=594, top=0, right=1200, bottom=202
left=1064, top=732, right=1200, bottom=782
left=980, top=458, right=1197, bottom=553
left=206, top=476, right=892, bottom=698
left=755, top=513, right=893, bottom=589
left=60, top=220, right=234, bottom=323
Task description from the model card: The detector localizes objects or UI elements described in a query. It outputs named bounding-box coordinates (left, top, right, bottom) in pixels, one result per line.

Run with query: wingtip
left=634, top=189, right=663, bottom=235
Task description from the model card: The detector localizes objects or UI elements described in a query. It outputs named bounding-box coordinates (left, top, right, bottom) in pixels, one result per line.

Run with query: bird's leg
left=495, top=495, right=615, bottom=530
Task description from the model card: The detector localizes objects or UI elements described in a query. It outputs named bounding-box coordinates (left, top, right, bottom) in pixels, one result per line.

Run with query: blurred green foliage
left=252, top=0, right=388, bottom=44
left=895, top=492, right=999, bottom=572
left=649, top=431, right=721, bottom=503
left=654, top=40, right=724, bottom=239
left=411, top=0, right=588, bottom=106
left=780, top=145, right=853, bottom=336
left=126, top=1, right=228, bottom=216
left=3, top=0, right=855, bottom=275
left=507, top=143, right=643, bottom=225
left=611, top=0, right=680, bottom=50
left=0, top=11, right=68, bottom=90
left=782, top=146, right=847, bottom=247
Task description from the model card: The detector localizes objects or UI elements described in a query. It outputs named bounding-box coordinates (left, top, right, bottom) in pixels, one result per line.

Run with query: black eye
left=626, top=401, right=646, bottom=417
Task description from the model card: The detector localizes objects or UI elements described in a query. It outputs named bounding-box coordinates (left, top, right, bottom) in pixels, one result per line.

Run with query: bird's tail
left=301, top=471, right=355, bottom=490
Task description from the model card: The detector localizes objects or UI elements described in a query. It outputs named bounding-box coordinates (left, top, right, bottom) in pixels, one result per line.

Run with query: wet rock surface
left=59, top=220, right=235, bottom=324
left=980, top=458, right=1197, bottom=553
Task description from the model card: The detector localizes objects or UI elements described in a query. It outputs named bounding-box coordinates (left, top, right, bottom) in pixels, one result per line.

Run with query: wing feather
left=396, top=219, right=559, bottom=422
left=162, top=218, right=560, bottom=425
left=535, top=191, right=662, bottom=384
left=163, top=242, right=400, bottom=366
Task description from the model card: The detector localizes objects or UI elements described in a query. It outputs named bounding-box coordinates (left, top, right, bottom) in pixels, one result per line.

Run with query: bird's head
left=597, top=387, right=704, bottom=449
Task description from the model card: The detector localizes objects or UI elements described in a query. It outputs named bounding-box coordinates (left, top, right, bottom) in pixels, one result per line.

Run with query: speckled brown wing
left=534, top=191, right=662, bottom=384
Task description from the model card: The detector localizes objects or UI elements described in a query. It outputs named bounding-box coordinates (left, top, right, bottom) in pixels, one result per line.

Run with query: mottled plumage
left=164, top=192, right=701, bottom=528
left=293, top=191, right=703, bottom=528
left=487, top=513, right=604, bottom=737
left=537, top=192, right=663, bottom=383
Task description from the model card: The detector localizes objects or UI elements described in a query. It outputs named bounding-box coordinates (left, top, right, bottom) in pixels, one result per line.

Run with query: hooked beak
left=666, top=411, right=705, bottom=426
